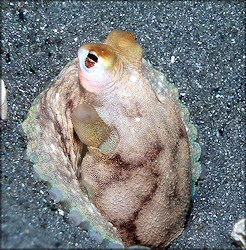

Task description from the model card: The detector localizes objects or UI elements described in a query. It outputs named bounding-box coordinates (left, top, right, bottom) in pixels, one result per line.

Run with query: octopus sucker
left=23, top=30, right=201, bottom=248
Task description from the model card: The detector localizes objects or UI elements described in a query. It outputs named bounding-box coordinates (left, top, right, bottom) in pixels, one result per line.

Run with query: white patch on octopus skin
left=130, top=74, right=138, bottom=82
left=55, top=92, right=60, bottom=101
left=50, top=143, right=56, bottom=152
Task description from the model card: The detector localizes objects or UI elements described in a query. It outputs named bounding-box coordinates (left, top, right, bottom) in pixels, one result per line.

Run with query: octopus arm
left=22, top=59, right=123, bottom=246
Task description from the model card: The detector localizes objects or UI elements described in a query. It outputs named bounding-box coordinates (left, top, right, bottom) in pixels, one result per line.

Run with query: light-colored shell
left=1, top=79, right=8, bottom=120
left=231, top=218, right=246, bottom=248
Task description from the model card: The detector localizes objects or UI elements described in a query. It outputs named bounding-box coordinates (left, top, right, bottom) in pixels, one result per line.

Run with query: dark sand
left=1, top=1, right=245, bottom=248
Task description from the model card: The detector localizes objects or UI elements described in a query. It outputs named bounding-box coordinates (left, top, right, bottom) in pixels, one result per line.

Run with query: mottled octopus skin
left=23, top=30, right=199, bottom=249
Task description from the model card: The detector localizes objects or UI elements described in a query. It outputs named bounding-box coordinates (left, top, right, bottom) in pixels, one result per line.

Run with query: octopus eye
left=85, top=52, right=98, bottom=69
left=78, top=44, right=120, bottom=92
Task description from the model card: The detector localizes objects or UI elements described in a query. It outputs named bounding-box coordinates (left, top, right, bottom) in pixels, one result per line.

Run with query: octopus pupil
left=88, top=53, right=98, bottom=63
left=85, top=53, right=98, bottom=68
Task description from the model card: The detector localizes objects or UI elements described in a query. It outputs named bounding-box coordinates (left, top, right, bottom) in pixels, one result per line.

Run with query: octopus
left=23, top=30, right=201, bottom=249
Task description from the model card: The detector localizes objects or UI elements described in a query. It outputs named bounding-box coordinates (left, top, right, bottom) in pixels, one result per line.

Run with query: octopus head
left=78, top=30, right=142, bottom=93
